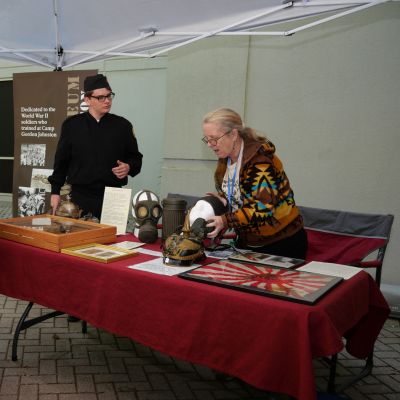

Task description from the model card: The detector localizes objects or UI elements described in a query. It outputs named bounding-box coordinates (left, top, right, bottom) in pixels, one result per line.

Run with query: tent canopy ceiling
left=0, top=0, right=391, bottom=70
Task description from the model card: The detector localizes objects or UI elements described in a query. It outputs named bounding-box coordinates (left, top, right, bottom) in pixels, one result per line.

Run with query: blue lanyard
left=227, top=157, right=237, bottom=211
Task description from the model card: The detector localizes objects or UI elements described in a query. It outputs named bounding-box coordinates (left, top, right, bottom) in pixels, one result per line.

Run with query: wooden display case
left=0, top=215, right=116, bottom=252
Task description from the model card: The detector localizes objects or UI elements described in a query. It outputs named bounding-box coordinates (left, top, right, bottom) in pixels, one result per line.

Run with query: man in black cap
left=49, top=73, right=143, bottom=219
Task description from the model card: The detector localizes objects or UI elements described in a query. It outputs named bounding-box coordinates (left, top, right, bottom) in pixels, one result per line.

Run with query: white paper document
left=297, top=261, right=362, bottom=280
left=128, top=258, right=198, bottom=276
left=100, top=187, right=132, bottom=235
left=136, top=247, right=163, bottom=257
left=111, top=241, right=145, bottom=250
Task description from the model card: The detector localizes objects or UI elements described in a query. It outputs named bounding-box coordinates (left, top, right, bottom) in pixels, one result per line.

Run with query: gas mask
left=132, top=190, right=162, bottom=243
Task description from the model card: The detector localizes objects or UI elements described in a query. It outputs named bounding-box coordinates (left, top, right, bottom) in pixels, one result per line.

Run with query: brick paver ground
left=0, top=295, right=399, bottom=400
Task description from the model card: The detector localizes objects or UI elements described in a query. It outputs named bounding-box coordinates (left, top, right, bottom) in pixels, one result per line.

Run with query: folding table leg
left=12, top=302, right=64, bottom=361
left=326, top=352, right=374, bottom=393
left=81, top=320, right=87, bottom=333
left=336, top=353, right=374, bottom=393
left=327, top=353, right=338, bottom=393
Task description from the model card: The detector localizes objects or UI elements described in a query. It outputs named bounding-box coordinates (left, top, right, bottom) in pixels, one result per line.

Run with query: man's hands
left=50, top=160, right=130, bottom=216
left=112, top=160, right=130, bottom=179
left=50, top=194, right=61, bottom=215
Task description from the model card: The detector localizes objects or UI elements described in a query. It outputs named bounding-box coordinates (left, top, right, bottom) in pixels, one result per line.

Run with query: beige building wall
left=161, top=36, right=250, bottom=197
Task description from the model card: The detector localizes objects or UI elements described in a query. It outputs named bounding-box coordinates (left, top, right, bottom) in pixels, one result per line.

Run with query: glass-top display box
left=0, top=215, right=116, bottom=252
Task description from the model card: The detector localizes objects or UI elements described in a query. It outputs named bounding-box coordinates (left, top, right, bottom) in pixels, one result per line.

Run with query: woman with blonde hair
left=201, top=107, right=307, bottom=259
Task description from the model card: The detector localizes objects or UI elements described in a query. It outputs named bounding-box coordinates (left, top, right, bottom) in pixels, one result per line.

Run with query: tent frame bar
left=147, top=2, right=294, bottom=58
left=65, top=31, right=155, bottom=68
left=0, top=0, right=392, bottom=68
left=286, top=0, right=388, bottom=34
left=65, top=0, right=388, bottom=64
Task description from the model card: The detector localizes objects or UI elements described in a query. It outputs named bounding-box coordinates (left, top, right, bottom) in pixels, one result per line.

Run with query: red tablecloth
left=0, top=235, right=389, bottom=400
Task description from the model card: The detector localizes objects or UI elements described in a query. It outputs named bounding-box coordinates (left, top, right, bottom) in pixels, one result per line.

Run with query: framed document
left=228, top=250, right=304, bottom=269
left=179, top=259, right=343, bottom=305
left=61, top=243, right=137, bottom=263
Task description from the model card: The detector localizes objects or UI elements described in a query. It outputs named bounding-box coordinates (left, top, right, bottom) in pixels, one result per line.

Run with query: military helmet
left=162, top=210, right=206, bottom=266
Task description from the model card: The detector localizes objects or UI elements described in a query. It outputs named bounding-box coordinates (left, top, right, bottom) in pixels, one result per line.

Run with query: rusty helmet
left=162, top=211, right=206, bottom=266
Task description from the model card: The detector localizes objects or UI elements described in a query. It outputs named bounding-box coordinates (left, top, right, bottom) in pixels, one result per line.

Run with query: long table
left=0, top=235, right=389, bottom=400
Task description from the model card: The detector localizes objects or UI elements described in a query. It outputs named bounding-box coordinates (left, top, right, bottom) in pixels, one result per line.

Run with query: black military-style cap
left=84, top=74, right=111, bottom=92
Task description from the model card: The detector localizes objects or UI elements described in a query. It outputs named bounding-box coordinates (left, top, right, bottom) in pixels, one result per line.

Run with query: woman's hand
left=205, top=192, right=228, bottom=207
left=206, top=215, right=225, bottom=238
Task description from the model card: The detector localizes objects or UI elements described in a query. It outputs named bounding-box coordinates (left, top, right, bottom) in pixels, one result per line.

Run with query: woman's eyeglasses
left=202, top=130, right=231, bottom=146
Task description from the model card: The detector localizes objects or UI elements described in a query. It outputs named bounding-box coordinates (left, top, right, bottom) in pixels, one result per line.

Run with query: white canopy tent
left=0, top=0, right=392, bottom=70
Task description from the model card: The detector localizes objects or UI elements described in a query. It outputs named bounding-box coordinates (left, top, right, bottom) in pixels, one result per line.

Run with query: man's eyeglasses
left=202, top=130, right=231, bottom=146
left=89, top=92, right=115, bottom=102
